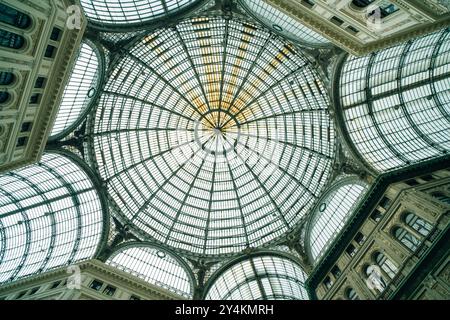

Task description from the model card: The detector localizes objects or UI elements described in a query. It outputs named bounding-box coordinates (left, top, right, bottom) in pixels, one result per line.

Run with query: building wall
left=313, top=168, right=450, bottom=300
left=261, top=0, right=450, bottom=55
left=0, top=0, right=86, bottom=173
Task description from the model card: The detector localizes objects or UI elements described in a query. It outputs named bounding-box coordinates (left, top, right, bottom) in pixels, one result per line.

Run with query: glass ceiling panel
left=80, top=0, right=201, bottom=25
left=51, top=41, right=100, bottom=138
left=240, top=0, right=330, bottom=46
left=307, top=181, right=368, bottom=263
left=205, top=255, right=309, bottom=300
left=340, top=28, right=450, bottom=172
left=0, top=153, right=104, bottom=284
left=90, top=16, right=335, bottom=257
left=106, top=245, right=193, bottom=298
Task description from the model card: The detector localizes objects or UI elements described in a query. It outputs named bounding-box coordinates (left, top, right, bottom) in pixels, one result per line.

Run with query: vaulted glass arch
left=106, top=244, right=194, bottom=298
left=0, top=153, right=105, bottom=284
left=50, top=41, right=100, bottom=138
left=89, top=16, right=335, bottom=257
left=339, top=28, right=450, bottom=172
left=205, top=254, right=309, bottom=300
left=306, top=179, right=368, bottom=263
left=80, top=0, right=202, bottom=26
left=239, top=0, right=330, bottom=46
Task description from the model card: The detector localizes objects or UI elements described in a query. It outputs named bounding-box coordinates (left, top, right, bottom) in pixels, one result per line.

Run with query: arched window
left=345, top=287, right=359, bottom=300
left=0, top=4, right=31, bottom=29
left=0, top=72, right=14, bottom=85
left=431, top=192, right=450, bottom=205
left=374, top=252, right=398, bottom=279
left=394, top=227, right=421, bottom=252
left=404, top=213, right=433, bottom=237
left=0, top=29, right=24, bottom=49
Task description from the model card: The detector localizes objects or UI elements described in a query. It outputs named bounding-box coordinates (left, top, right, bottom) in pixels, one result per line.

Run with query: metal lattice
left=204, top=254, right=309, bottom=300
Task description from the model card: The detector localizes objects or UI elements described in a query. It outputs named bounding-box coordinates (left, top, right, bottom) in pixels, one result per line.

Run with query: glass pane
left=106, top=245, right=193, bottom=298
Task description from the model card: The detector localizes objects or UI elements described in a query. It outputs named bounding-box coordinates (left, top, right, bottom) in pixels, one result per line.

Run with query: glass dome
left=0, top=153, right=106, bottom=284
left=106, top=244, right=194, bottom=298
left=306, top=179, right=368, bottom=263
left=51, top=41, right=100, bottom=138
left=239, top=0, right=330, bottom=46
left=80, top=0, right=202, bottom=26
left=89, top=16, right=335, bottom=257
left=204, top=254, right=309, bottom=300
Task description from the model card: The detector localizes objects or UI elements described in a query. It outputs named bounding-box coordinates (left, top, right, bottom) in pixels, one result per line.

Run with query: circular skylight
left=80, top=0, right=202, bottom=26
left=89, top=16, right=335, bottom=257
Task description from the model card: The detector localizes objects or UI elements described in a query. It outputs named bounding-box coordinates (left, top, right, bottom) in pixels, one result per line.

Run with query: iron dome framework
left=0, top=0, right=449, bottom=301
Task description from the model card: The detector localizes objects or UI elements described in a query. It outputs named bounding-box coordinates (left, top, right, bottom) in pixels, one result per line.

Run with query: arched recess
left=335, top=27, right=450, bottom=173
left=79, top=0, right=210, bottom=31
left=0, top=151, right=109, bottom=284
left=105, top=242, right=195, bottom=299
left=305, top=176, right=368, bottom=264
left=204, top=252, right=309, bottom=300
left=49, top=39, right=104, bottom=140
left=238, top=0, right=331, bottom=48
